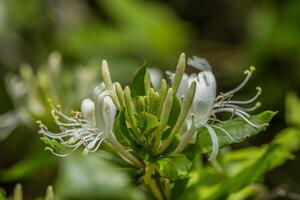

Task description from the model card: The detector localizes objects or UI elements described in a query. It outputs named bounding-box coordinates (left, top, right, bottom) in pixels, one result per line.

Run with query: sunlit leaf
left=142, top=112, right=159, bottom=135
left=131, top=65, right=147, bottom=97
left=206, top=144, right=278, bottom=200
left=189, top=111, right=276, bottom=155
left=40, top=137, right=67, bottom=154
left=154, top=154, right=192, bottom=181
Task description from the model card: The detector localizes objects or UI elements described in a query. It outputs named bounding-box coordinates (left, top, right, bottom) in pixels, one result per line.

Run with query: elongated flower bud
left=173, top=53, right=186, bottom=94
left=153, top=88, right=173, bottom=154
left=124, top=86, right=140, bottom=135
left=81, top=98, right=96, bottom=128
left=160, top=81, right=196, bottom=153
left=115, top=82, right=125, bottom=107
left=101, top=60, right=114, bottom=92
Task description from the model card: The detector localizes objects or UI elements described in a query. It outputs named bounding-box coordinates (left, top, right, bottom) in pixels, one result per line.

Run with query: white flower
left=147, top=68, right=163, bottom=91
left=37, top=83, right=116, bottom=156
left=38, top=60, right=144, bottom=168
left=170, top=56, right=264, bottom=160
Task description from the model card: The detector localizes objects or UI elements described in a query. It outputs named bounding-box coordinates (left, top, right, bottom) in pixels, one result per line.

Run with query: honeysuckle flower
left=38, top=60, right=144, bottom=168
left=170, top=56, right=265, bottom=160
left=37, top=84, right=115, bottom=156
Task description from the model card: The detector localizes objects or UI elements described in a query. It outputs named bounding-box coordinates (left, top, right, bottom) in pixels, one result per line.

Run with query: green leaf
left=171, top=178, right=189, bottom=200
left=194, top=111, right=277, bottom=154
left=142, top=112, right=159, bottom=135
left=167, top=94, right=181, bottom=127
left=221, top=127, right=300, bottom=178
left=154, top=154, right=192, bottom=181
left=131, top=65, right=147, bottom=97
left=40, top=137, right=67, bottom=154
left=206, top=144, right=278, bottom=200
left=0, top=190, right=6, bottom=200
left=56, top=154, right=145, bottom=200
left=114, top=109, right=134, bottom=147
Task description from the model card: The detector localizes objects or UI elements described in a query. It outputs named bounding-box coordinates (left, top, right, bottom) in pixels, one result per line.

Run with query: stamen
left=235, top=111, right=269, bottom=129
left=213, top=107, right=250, bottom=118
left=209, top=110, right=235, bottom=124
left=214, top=102, right=261, bottom=113
left=225, top=87, right=262, bottom=105
left=212, top=125, right=246, bottom=142
left=222, top=66, right=255, bottom=97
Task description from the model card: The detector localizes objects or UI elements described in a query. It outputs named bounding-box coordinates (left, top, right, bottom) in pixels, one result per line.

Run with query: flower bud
left=81, top=98, right=96, bottom=128
left=173, top=53, right=186, bottom=94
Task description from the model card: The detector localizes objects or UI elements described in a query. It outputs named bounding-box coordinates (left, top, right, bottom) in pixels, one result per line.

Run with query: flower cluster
left=38, top=53, right=266, bottom=168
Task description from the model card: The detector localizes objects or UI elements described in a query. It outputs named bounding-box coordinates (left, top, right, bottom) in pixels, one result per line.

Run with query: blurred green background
left=0, top=0, right=300, bottom=199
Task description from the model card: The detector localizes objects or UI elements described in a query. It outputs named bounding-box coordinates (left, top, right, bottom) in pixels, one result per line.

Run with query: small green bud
left=153, top=88, right=173, bottom=154
left=13, top=184, right=22, bottom=200
left=147, top=88, right=160, bottom=115
left=173, top=53, right=186, bottom=94
left=101, top=60, right=121, bottom=109
left=157, top=79, right=168, bottom=116
left=45, top=186, right=54, bottom=200
left=124, top=86, right=140, bottom=135
left=160, top=81, right=196, bottom=153
left=115, top=82, right=125, bottom=107
left=144, top=71, right=152, bottom=95
left=101, top=60, right=114, bottom=92
left=138, top=96, right=146, bottom=113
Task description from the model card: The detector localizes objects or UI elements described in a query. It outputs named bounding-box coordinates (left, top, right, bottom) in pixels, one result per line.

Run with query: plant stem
left=149, top=178, right=164, bottom=200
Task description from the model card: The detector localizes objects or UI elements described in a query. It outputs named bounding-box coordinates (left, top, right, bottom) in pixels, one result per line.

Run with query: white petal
left=103, top=96, right=117, bottom=131
left=147, top=68, right=162, bottom=91
left=177, top=73, right=189, bottom=98
left=187, top=56, right=212, bottom=71
left=205, top=125, right=219, bottom=161
left=192, top=71, right=217, bottom=126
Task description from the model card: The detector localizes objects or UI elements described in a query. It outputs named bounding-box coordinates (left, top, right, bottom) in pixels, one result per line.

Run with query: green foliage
left=114, top=109, right=134, bottom=147
left=0, top=192, right=5, bottom=200
left=143, top=112, right=159, bottom=135
left=55, top=154, right=145, bottom=200
left=178, top=108, right=300, bottom=200
left=40, top=137, right=67, bottom=154
left=131, top=66, right=147, bottom=97
left=34, top=58, right=282, bottom=200
left=154, top=154, right=192, bottom=181
left=206, top=144, right=278, bottom=200
left=193, top=111, right=276, bottom=154
left=167, top=95, right=181, bottom=127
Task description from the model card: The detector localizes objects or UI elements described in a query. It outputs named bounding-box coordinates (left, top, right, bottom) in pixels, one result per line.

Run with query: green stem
left=149, top=178, right=164, bottom=200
